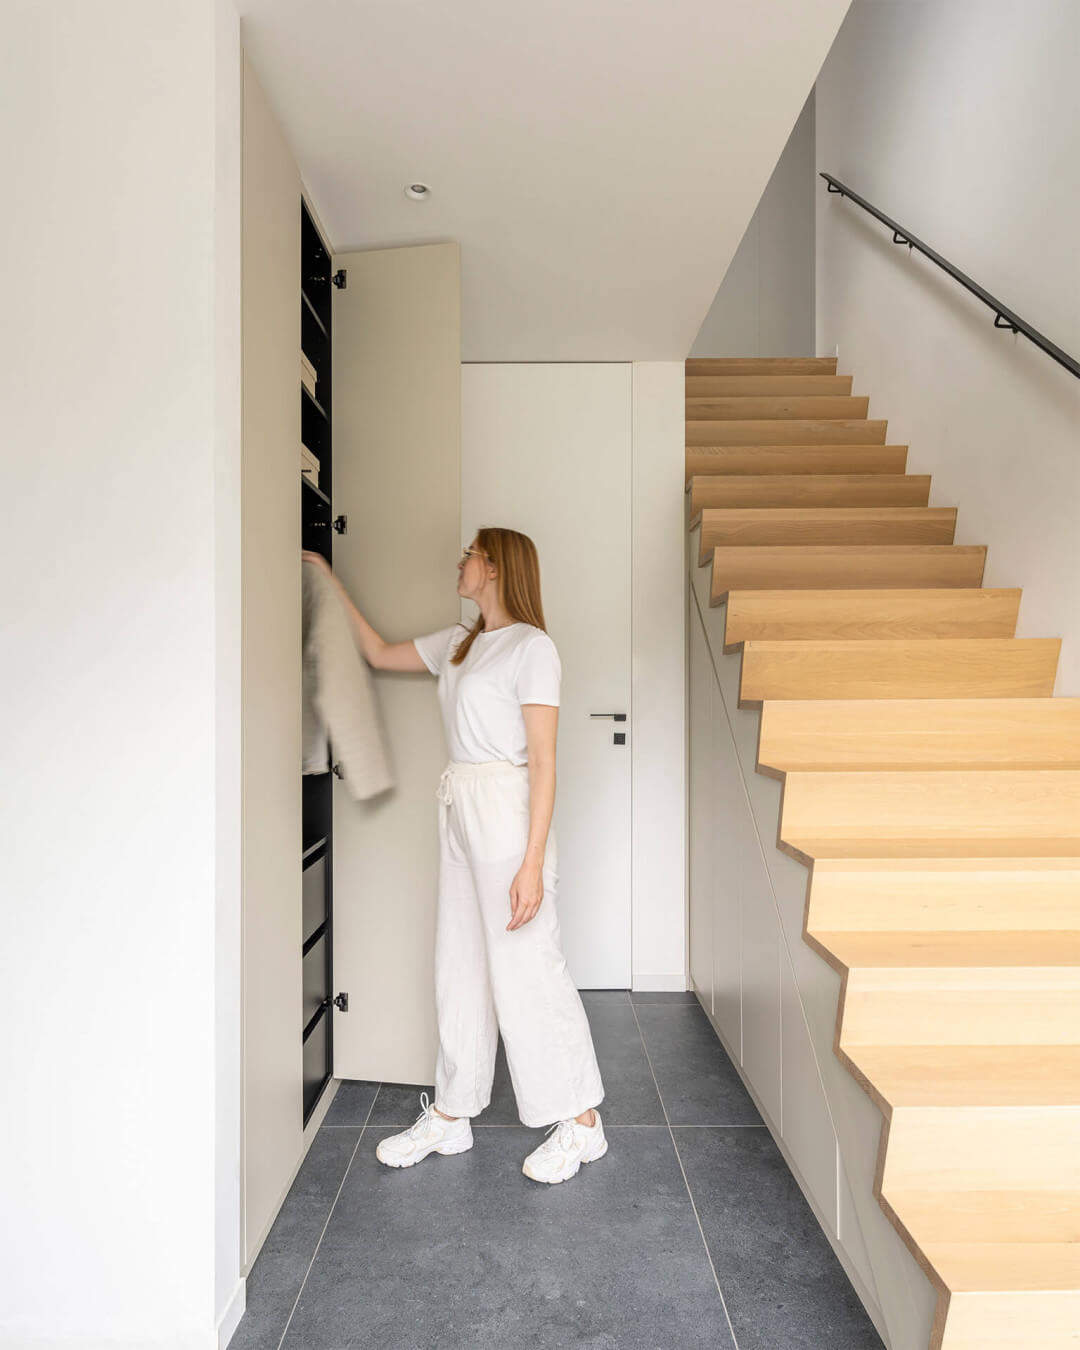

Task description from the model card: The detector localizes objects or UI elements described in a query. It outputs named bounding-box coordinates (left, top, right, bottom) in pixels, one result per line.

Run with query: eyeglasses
left=459, top=547, right=487, bottom=563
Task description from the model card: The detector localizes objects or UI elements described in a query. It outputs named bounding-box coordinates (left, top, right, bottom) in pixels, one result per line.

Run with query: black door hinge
left=332, top=269, right=347, bottom=290
left=333, top=992, right=349, bottom=1012
left=332, top=514, right=348, bottom=534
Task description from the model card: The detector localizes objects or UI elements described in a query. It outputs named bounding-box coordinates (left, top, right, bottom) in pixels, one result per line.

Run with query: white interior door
left=462, top=364, right=632, bottom=989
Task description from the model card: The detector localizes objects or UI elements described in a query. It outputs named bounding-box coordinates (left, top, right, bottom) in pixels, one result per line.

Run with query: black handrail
left=820, top=173, right=1080, bottom=381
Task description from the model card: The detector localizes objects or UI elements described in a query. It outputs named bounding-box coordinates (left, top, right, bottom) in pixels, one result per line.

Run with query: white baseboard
left=631, top=972, right=689, bottom=992
left=217, top=1281, right=246, bottom=1349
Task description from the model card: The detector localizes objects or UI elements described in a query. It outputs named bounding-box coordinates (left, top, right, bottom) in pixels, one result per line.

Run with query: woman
left=301, top=528, right=606, bottom=1184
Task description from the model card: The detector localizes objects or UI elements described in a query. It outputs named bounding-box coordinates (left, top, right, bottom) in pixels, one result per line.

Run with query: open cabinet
left=240, top=54, right=462, bottom=1270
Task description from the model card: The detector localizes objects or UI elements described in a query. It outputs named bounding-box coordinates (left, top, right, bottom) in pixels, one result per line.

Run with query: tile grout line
left=320, top=1120, right=767, bottom=1129
left=629, top=1002, right=740, bottom=1350
left=275, top=1083, right=382, bottom=1350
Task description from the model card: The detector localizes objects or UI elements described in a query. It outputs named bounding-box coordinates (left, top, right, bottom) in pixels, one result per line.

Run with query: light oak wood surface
left=686, top=394, right=869, bottom=421
left=740, top=639, right=1060, bottom=703
left=685, top=356, right=839, bottom=376
left=686, top=444, right=908, bottom=480
left=685, top=374, right=853, bottom=397
left=758, top=697, right=1080, bottom=771
left=699, top=507, right=957, bottom=560
left=690, top=474, right=931, bottom=517
left=724, top=589, right=1020, bottom=647
left=710, top=545, right=987, bottom=600
left=687, top=417, right=888, bottom=446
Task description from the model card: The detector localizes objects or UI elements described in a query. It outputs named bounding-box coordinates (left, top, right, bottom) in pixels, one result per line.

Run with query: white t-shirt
left=412, top=620, right=561, bottom=766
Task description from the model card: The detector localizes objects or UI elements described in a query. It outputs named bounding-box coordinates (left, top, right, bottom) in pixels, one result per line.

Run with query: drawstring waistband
left=436, top=759, right=526, bottom=805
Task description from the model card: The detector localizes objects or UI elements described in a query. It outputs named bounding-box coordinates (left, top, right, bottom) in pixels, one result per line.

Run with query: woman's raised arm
left=302, top=550, right=428, bottom=672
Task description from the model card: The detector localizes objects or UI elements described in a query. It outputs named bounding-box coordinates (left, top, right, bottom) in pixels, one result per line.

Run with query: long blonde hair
left=450, top=527, right=548, bottom=666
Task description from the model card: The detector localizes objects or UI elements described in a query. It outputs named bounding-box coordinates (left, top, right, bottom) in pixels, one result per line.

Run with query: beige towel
left=302, top=560, right=394, bottom=800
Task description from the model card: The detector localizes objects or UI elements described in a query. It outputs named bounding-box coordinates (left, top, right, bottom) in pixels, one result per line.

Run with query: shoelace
left=539, top=1118, right=579, bottom=1153
left=406, top=1090, right=438, bottom=1138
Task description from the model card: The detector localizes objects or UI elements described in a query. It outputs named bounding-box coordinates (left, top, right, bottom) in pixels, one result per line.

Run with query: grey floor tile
left=630, top=990, right=697, bottom=1004
left=634, top=1003, right=762, bottom=1126
left=585, top=1003, right=665, bottom=1125
left=230, top=1128, right=361, bottom=1350
left=579, top=987, right=631, bottom=1005
left=283, top=1127, right=734, bottom=1350
left=677, top=1129, right=885, bottom=1350
left=320, top=1079, right=379, bottom=1128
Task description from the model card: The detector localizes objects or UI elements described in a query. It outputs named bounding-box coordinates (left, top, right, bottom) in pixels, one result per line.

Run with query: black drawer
left=302, top=853, right=327, bottom=945
left=302, top=931, right=329, bottom=1030
left=302, top=1010, right=329, bottom=1121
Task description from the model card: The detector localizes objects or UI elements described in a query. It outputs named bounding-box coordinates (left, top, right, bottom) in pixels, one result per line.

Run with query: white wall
left=690, top=93, right=816, bottom=357
left=816, top=0, right=1080, bottom=694
left=0, top=2, right=242, bottom=1346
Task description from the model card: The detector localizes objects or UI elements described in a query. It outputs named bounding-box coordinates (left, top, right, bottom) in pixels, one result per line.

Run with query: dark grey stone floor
left=232, top=992, right=884, bottom=1350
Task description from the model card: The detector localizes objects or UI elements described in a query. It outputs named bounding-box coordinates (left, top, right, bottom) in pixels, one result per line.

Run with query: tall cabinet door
left=240, top=57, right=302, bottom=1266
left=330, top=243, right=461, bottom=1084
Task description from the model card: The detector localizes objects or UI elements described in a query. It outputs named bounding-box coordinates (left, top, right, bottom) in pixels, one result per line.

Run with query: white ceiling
left=239, top=0, right=850, bottom=361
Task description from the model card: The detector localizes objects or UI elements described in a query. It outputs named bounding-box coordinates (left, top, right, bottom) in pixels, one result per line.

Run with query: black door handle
left=589, top=712, right=627, bottom=722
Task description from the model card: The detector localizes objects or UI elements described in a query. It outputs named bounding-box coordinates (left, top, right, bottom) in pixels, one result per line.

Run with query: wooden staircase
left=686, top=357, right=1080, bottom=1350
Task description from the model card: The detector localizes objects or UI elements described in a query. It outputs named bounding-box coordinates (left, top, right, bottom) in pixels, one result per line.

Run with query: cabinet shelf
left=301, top=474, right=330, bottom=506
left=301, top=287, right=328, bottom=338
left=302, top=383, right=329, bottom=421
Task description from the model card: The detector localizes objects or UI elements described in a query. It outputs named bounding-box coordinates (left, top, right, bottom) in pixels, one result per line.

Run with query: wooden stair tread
left=687, top=418, right=888, bottom=446
left=710, top=545, right=986, bottom=599
left=686, top=395, right=869, bottom=420
left=758, top=697, right=1080, bottom=771
left=685, top=357, right=838, bottom=376
left=740, top=639, right=1060, bottom=702
left=685, top=374, right=853, bottom=397
left=843, top=1045, right=1080, bottom=1107
left=923, top=1242, right=1080, bottom=1292
left=815, top=931, right=1080, bottom=967
left=686, top=445, right=908, bottom=480
left=724, top=589, right=1020, bottom=647
left=698, top=507, right=956, bottom=558
left=689, top=474, right=931, bottom=515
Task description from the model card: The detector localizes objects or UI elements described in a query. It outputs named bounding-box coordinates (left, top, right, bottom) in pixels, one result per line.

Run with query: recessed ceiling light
left=404, top=183, right=431, bottom=200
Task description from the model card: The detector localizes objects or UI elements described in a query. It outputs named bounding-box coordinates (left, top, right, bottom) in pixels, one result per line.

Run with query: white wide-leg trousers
left=432, top=758, right=605, bottom=1129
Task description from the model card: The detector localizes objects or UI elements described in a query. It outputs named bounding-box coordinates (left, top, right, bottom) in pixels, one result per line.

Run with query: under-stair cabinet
left=239, top=55, right=462, bottom=1269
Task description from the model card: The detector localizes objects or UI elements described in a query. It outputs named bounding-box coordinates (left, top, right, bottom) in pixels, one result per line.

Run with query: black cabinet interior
left=300, top=197, right=335, bottom=1124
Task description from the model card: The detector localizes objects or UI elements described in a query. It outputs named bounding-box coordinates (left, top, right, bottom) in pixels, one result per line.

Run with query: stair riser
left=758, top=698, right=1080, bottom=773
left=781, top=771, right=1080, bottom=846
left=808, top=869, right=1080, bottom=933
left=686, top=446, right=909, bottom=479
left=742, top=641, right=1059, bottom=703
left=725, top=590, right=1020, bottom=646
left=691, top=475, right=931, bottom=514
left=711, top=547, right=986, bottom=598
left=941, top=1290, right=1080, bottom=1350
left=686, top=446, right=908, bottom=478
left=686, top=375, right=854, bottom=397
left=685, top=357, right=838, bottom=376
left=700, top=509, right=957, bottom=558
left=686, top=396, right=869, bottom=420
left=881, top=1107, right=1080, bottom=1191
left=841, top=973, right=1080, bottom=1047
left=687, top=419, right=888, bottom=446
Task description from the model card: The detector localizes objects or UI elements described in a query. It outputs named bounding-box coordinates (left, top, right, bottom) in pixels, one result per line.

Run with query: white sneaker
left=375, top=1091, right=473, bottom=1168
left=522, top=1110, right=608, bottom=1184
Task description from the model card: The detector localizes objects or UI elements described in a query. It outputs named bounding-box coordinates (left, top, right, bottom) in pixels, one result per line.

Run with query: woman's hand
left=302, top=549, right=332, bottom=576
left=507, top=859, right=544, bottom=931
